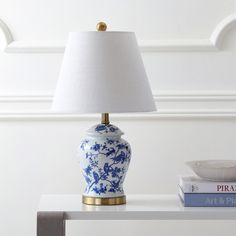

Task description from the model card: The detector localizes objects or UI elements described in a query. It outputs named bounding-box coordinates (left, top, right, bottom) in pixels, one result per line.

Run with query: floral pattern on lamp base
left=79, top=124, right=131, bottom=199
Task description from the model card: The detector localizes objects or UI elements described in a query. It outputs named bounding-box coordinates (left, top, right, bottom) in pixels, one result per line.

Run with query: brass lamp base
left=82, top=195, right=126, bottom=205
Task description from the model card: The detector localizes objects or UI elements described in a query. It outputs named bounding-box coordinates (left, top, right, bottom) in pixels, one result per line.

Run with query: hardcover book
left=179, top=188, right=236, bottom=207
left=179, top=176, right=236, bottom=193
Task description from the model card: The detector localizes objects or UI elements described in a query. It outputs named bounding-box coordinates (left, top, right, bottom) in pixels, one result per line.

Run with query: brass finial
left=96, top=22, right=107, bottom=31
left=101, top=113, right=110, bottom=125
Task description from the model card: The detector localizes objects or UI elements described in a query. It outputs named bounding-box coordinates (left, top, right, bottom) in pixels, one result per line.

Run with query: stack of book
left=179, top=176, right=236, bottom=207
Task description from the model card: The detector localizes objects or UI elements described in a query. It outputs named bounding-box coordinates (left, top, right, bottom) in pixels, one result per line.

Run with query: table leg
left=37, top=212, right=65, bottom=236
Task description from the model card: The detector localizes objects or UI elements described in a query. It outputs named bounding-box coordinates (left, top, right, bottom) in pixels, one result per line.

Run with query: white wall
left=0, top=1, right=236, bottom=236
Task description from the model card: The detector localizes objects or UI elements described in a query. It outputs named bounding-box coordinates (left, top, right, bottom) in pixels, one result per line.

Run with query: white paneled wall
left=0, top=1, right=236, bottom=236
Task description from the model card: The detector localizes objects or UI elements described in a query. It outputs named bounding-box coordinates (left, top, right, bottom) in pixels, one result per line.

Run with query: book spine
left=179, top=190, right=236, bottom=207
left=179, top=179, right=236, bottom=193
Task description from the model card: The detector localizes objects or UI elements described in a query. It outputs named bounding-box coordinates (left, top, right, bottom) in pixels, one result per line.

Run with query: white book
left=179, top=176, right=236, bottom=193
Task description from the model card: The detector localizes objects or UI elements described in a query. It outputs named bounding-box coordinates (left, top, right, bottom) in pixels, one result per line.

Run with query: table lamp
left=52, top=22, right=156, bottom=205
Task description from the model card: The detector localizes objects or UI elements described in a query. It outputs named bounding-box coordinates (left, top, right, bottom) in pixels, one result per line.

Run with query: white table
left=37, top=194, right=236, bottom=236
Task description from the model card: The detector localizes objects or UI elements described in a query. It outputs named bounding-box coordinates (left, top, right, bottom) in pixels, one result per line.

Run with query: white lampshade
left=52, top=31, right=156, bottom=113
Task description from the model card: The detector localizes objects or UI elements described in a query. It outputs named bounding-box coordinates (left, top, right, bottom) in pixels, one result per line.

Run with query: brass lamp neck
left=101, top=113, right=110, bottom=125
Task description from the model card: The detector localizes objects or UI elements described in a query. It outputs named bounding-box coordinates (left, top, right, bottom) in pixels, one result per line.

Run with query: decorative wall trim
left=0, top=18, right=13, bottom=47
left=154, top=91, right=236, bottom=101
left=0, top=94, right=52, bottom=103
left=1, top=14, right=236, bottom=53
left=0, top=91, right=235, bottom=102
left=0, top=91, right=235, bottom=119
left=0, top=111, right=235, bottom=121
left=5, top=39, right=216, bottom=53
left=211, top=13, right=236, bottom=49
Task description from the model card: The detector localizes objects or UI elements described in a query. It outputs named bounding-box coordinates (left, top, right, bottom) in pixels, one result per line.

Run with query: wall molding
left=0, top=91, right=235, bottom=119
left=4, top=39, right=216, bottom=53
left=0, top=91, right=236, bottom=102
left=1, top=13, right=236, bottom=53
left=0, top=111, right=235, bottom=121
left=0, top=18, right=13, bottom=47
left=154, top=91, right=236, bottom=101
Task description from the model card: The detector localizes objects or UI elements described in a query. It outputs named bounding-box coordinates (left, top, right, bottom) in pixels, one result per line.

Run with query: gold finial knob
left=96, top=22, right=107, bottom=31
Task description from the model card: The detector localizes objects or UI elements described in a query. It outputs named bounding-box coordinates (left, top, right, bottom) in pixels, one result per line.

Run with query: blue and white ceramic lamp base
left=79, top=124, right=131, bottom=205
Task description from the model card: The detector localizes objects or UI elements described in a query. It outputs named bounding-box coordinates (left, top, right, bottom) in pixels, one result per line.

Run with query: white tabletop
left=38, top=194, right=236, bottom=220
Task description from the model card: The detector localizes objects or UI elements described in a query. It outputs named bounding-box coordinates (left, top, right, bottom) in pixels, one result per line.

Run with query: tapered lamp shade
left=52, top=32, right=156, bottom=113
